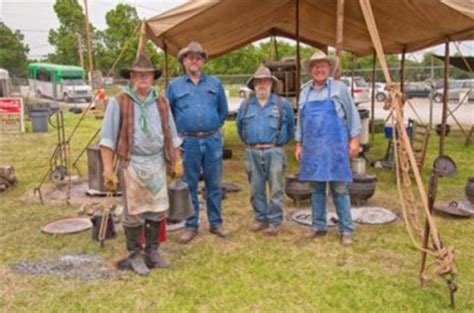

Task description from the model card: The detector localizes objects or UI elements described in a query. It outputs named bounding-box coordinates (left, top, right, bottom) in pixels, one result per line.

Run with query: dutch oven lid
left=41, top=217, right=92, bottom=235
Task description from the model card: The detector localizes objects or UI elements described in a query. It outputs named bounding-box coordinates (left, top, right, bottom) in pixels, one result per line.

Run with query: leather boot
left=144, top=220, right=171, bottom=269
left=124, top=225, right=150, bottom=276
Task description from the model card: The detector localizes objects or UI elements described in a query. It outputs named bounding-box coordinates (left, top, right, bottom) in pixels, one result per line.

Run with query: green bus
left=27, top=63, right=92, bottom=102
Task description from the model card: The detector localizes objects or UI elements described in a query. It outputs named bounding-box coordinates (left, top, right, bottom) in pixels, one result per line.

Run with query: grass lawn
left=1, top=110, right=473, bottom=312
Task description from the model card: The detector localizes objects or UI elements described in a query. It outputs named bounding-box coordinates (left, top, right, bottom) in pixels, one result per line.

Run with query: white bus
left=27, top=63, right=92, bottom=102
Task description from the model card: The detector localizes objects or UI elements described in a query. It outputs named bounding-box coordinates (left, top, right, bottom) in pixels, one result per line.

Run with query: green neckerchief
left=123, top=83, right=158, bottom=134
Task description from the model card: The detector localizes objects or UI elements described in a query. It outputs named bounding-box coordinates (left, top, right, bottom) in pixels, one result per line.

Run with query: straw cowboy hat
left=120, top=53, right=162, bottom=79
left=177, top=41, right=208, bottom=63
left=246, top=65, right=279, bottom=90
left=303, top=50, right=339, bottom=76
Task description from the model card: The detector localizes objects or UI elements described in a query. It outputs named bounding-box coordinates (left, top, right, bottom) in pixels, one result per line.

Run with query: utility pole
left=76, top=33, right=84, bottom=69
left=83, top=0, right=94, bottom=89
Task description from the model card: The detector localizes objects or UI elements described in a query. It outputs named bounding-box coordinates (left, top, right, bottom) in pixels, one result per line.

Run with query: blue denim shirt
left=295, top=78, right=361, bottom=141
left=166, top=74, right=228, bottom=134
left=237, top=93, right=295, bottom=146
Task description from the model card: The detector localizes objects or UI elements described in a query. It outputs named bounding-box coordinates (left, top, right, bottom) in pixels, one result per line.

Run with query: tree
left=0, top=22, right=29, bottom=77
left=97, top=3, right=160, bottom=77
left=48, top=0, right=97, bottom=68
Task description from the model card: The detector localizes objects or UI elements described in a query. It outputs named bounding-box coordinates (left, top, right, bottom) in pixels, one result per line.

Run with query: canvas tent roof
left=145, top=0, right=474, bottom=59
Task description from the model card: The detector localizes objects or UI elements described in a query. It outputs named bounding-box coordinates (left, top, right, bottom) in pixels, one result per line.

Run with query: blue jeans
left=244, top=147, right=286, bottom=226
left=310, top=181, right=353, bottom=234
left=182, top=132, right=223, bottom=230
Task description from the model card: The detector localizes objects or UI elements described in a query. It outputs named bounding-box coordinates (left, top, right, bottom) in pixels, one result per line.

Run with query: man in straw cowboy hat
left=295, top=51, right=361, bottom=245
left=100, top=53, right=183, bottom=276
left=237, top=65, right=294, bottom=236
left=166, top=42, right=229, bottom=244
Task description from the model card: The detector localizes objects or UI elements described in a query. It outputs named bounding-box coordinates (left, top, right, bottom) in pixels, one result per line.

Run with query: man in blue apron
left=167, top=42, right=229, bottom=244
left=237, top=65, right=294, bottom=236
left=295, top=51, right=361, bottom=245
left=100, top=54, right=183, bottom=276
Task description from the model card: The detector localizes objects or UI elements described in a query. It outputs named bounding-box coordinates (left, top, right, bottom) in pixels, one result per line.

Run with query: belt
left=246, top=143, right=281, bottom=150
left=181, top=130, right=216, bottom=138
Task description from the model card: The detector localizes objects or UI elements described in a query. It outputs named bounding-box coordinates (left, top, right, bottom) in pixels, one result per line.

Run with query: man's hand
left=349, top=137, right=360, bottom=159
left=103, top=171, right=119, bottom=192
left=171, top=149, right=184, bottom=178
left=295, top=142, right=302, bottom=161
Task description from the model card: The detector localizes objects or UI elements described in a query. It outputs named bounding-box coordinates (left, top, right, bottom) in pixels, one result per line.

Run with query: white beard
left=256, top=89, right=271, bottom=101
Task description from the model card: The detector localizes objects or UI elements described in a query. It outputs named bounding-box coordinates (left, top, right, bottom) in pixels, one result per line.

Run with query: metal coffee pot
left=167, top=179, right=194, bottom=221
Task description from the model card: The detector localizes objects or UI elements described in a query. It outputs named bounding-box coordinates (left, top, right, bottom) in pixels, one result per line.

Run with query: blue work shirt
left=295, top=78, right=361, bottom=141
left=237, top=93, right=295, bottom=146
left=166, top=74, right=228, bottom=134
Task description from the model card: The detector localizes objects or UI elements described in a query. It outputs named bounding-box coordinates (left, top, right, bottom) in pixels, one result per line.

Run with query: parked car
left=340, top=76, right=370, bottom=105
left=239, top=86, right=253, bottom=98
left=371, top=82, right=388, bottom=102
left=403, top=82, right=431, bottom=99
left=432, top=79, right=474, bottom=103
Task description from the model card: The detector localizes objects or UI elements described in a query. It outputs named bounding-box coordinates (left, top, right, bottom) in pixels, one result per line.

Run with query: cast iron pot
left=465, top=177, right=474, bottom=204
left=285, top=174, right=312, bottom=206
left=348, top=174, right=377, bottom=206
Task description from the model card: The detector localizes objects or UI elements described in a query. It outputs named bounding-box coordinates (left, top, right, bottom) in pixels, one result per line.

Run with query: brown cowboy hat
left=246, top=65, right=279, bottom=90
left=120, top=53, right=162, bottom=79
left=177, top=41, right=208, bottom=63
left=302, top=50, right=339, bottom=76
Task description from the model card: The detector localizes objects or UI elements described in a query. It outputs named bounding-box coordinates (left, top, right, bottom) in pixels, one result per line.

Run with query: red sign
left=0, top=98, right=24, bottom=132
left=0, top=98, right=22, bottom=113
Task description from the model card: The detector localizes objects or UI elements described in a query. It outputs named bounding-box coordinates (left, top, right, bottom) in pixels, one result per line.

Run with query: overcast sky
left=1, top=0, right=473, bottom=62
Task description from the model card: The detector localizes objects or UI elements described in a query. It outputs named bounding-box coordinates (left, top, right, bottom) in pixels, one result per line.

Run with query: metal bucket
left=351, top=157, right=366, bottom=175
left=167, top=179, right=194, bottom=221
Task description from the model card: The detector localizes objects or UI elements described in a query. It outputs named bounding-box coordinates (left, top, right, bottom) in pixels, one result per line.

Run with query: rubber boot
left=124, top=225, right=150, bottom=276
left=144, top=220, right=171, bottom=269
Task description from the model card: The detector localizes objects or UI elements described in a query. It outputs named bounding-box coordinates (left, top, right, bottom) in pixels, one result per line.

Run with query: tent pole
left=400, top=47, right=406, bottom=94
left=439, top=40, right=450, bottom=156
left=164, top=41, right=169, bottom=89
left=335, top=0, right=345, bottom=79
left=295, top=0, right=301, bottom=106
left=350, top=54, right=355, bottom=98
left=137, top=20, right=147, bottom=56
left=370, top=52, right=376, bottom=141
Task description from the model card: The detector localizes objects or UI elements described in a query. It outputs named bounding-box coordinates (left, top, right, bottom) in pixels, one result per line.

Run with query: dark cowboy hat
left=177, top=41, right=208, bottom=63
left=120, top=54, right=162, bottom=79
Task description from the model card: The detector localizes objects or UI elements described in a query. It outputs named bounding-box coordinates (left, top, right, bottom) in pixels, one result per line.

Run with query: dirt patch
left=11, top=253, right=120, bottom=281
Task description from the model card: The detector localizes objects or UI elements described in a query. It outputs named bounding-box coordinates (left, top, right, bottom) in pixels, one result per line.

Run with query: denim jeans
left=182, top=132, right=223, bottom=230
left=244, top=147, right=286, bottom=226
left=310, top=181, right=353, bottom=234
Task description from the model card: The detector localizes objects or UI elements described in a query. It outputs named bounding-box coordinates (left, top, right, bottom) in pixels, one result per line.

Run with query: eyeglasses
left=186, top=54, right=204, bottom=61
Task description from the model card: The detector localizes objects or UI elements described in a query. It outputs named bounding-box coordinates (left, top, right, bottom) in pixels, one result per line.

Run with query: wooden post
left=439, top=40, right=450, bottom=156
left=370, top=52, right=376, bottom=140
left=335, top=0, right=345, bottom=79
left=295, top=0, right=301, bottom=106
left=83, top=0, right=94, bottom=87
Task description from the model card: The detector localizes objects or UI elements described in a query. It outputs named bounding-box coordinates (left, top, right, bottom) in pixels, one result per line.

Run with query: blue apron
left=299, top=80, right=352, bottom=182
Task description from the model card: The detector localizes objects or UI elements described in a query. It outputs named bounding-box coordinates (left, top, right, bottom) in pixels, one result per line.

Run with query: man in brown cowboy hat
left=100, top=53, right=183, bottom=276
left=166, top=41, right=229, bottom=244
left=295, top=50, right=361, bottom=246
left=237, top=65, right=294, bottom=236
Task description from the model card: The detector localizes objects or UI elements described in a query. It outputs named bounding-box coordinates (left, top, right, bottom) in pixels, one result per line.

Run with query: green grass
left=1, top=112, right=473, bottom=312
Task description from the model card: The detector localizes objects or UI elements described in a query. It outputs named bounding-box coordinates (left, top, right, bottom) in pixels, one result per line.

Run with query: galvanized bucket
left=167, top=179, right=194, bottom=221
